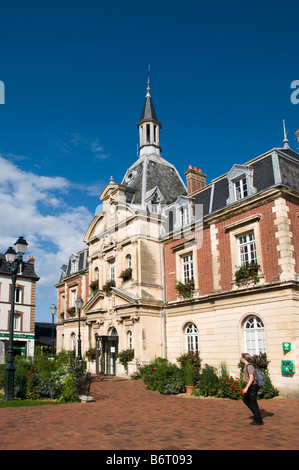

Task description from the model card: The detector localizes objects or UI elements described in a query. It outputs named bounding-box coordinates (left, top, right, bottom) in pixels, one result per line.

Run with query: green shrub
left=59, top=373, right=79, bottom=402
left=183, top=361, right=198, bottom=386
left=177, top=351, right=201, bottom=370
left=1, top=351, right=83, bottom=402
left=136, top=357, right=185, bottom=395
left=193, top=365, right=220, bottom=397
left=218, top=376, right=242, bottom=400
left=257, top=371, right=279, bottom=399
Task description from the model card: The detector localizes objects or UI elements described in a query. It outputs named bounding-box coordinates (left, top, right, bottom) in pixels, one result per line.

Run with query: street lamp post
left=75, top=297, right=84, bottom=362
left=4, top=236, right=28, bottom=401
left=50, top=304, right=57, bottom=358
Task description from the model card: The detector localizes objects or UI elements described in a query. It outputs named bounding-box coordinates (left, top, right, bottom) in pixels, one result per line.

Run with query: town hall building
left=56, top=77, right=299, bottom=398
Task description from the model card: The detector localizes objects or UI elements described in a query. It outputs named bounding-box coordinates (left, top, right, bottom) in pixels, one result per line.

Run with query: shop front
left=0, top=332, right=35, bottom=362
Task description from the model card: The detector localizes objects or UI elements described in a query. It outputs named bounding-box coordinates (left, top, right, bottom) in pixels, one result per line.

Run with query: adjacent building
left=55, top=248, right=89, bottom=353
left=0, top=254, right=39, bottom=362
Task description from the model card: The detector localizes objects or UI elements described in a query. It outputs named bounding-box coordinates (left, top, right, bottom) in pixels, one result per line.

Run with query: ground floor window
left=243, top=315, right=266, bottom=356
left=127, top=330, right=133, bottom=349
left=185, top=322, right=199, bottom=353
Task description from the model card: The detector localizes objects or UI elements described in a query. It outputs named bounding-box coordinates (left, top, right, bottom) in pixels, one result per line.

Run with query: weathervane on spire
left=283, top=119, right=290, bottom=149
left=146, top=65, right=151, bottom=97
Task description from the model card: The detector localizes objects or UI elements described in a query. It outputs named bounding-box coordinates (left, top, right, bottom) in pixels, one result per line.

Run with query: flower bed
left=0, top=350, right=86, bottom=402
left=131, top=355, right=279, bottom=400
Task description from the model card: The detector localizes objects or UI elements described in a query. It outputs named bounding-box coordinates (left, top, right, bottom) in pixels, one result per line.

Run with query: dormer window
left=234, top=176, right=248, bottom=201
left=70, top=257, right=78, bottom=274
left=145, top=187, right=163, bottom=214
left=180, top=204, right=190, bottom=226
left=226, top=164, right=256, bottom=205
left=124, top=170, right=137, bottom=186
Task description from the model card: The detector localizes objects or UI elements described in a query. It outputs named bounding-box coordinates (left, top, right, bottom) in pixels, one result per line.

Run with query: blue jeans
left=243, top=384, right=263, bottom=424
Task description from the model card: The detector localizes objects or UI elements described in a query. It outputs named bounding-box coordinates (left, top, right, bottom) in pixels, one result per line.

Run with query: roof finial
left=146, top=65, right=151, bottom=97
left=283, top=119, right=290, bottom=149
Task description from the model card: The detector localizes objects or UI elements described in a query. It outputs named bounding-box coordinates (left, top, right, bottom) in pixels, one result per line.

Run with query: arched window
left=126, top=254, right=132, bottom=269
left=243, top=316, right=266, bottom=356
left=185, top=323, right=199, bottom=353
left=127, top=330, right=133, bottom=350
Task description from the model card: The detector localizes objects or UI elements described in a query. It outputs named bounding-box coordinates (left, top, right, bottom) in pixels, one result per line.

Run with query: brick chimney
left=27, top=256, right=35, bottom=265
left=295, top=129, right=299, bottom=145
left=185, top=166, right=207, bottom=196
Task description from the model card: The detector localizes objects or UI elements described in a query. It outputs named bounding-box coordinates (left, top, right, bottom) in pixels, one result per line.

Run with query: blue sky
left=0, top=0, right=298, bottom=322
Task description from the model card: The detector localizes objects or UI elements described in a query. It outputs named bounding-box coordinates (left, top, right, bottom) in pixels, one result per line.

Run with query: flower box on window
left=89, top=279, right=99, bottom=294
left=103, top=280, right=116, bottom=296
left=234, top=262, right=261, bottom=287
left=175, top=280, right=195, bottom=299
left=119, top=267, right=132, bottom=282
left=67, top=307, right=76, bottom=317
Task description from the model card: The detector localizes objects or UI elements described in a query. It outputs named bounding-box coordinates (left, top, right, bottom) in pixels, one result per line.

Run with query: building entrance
left=96, top=329, right=119, bottom=375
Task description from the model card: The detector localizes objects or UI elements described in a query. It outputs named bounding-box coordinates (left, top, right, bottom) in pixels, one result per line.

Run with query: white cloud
left=0, top=156, right=93, bottom=311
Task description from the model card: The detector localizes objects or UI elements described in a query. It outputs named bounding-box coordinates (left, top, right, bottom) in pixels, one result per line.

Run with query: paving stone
left=0, top=376, right=298, bottom=450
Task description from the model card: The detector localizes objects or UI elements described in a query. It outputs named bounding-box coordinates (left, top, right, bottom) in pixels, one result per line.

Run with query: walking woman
left=241, top=353, right=264, bottom=425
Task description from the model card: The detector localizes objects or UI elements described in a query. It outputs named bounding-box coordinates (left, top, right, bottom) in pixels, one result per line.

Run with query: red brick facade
left=164, top=197, right=295, bottom=301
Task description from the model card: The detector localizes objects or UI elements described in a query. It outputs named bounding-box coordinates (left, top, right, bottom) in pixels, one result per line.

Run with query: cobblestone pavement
left=0, top=376, right=298, bottom=450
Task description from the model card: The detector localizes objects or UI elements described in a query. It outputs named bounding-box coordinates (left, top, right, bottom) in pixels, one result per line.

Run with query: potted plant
left=102, top=279, right=116, bottom=296
left=85, top=348, right=96, bottom=362
left=117, top=349, right=135, bottom=373
left=119, top=267, right=132, bottom=282
left=89, top=279, right=99, bottom=294
left=184, top=361, right=197, bottom=394
left=175, top=280, right=195, bottom=299
left=67, top=307, right=76, bottom=317
left=234, top=262, right=261, bottom=287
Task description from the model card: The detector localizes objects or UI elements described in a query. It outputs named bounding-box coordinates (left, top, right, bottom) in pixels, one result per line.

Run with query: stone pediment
left=84, top=290, right=105, bottom=312
left=84, top=286, right=141, bottom=314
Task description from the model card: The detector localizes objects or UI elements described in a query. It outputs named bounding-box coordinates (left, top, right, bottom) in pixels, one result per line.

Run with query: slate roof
left=138, top=95, right=161, bottom=125
left=59, top=248, right=89, bottom=282
left=193, top=147, right=299, bottom=218
left=0, top=254, right=39, bottom=280
left=122, top=154, right=187, bottom=208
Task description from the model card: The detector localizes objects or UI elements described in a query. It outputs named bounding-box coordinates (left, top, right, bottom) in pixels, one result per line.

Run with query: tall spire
left=137, top=67, right=162, bottom=157
left=283, top=119, right=290, bottom=149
